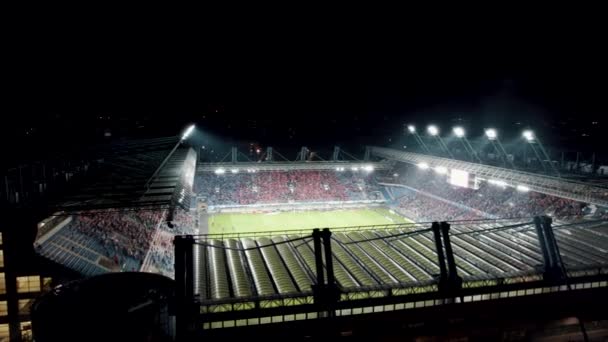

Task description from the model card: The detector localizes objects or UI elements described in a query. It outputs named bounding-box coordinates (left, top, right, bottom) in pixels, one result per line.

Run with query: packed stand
left=395, top=190, right=484, bottom=222
left=392, top=166, right=587, bottom=220
left=142, top=230, right=175, bottom=278
left=144, top=208, right=197, bottom=277
left=65, top=209, right=164, bottom=272
left=195, top=170, right=376, bottom=205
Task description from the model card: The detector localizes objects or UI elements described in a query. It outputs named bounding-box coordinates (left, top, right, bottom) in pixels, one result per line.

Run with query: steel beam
left=371, top=147, right=608, bottom=206
left=197, top=161, right=394, bottom=172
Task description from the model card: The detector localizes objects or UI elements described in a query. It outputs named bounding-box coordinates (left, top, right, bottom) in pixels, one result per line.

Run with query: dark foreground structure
left=31, top=272, right=174, bottom=342
left=174, top=217, right=608, bottom=341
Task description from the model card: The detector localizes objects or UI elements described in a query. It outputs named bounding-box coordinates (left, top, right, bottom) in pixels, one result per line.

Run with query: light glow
left=453, top=126, right=465, bottom=138
left=407, top=125, right=416, bottom=133
left=427, top=125, right=439, bottom=136
left=181, top=124, right=195, bottom=140
left=485, top=128, right=497, bottom=140
left=488, top=179, right=507, bottom=187
left=434, top=166, right=448, bottom=174
left=417, top=162, right=430, bottom=170
left=516, top=185, right=530, bottom=192
left=523, top=130, right=534, bottom=142
left=449, top=169, right=469, bottom=188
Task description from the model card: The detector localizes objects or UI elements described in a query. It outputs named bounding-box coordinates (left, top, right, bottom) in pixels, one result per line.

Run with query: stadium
left=25, top=124, right=608, bottom=340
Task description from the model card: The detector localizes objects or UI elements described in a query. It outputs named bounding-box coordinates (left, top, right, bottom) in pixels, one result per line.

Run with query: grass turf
left=208, top=207, right=413, bottom=235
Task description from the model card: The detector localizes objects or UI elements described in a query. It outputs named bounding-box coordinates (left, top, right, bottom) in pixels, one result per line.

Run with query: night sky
left=6, top=22, right=608, bottom=164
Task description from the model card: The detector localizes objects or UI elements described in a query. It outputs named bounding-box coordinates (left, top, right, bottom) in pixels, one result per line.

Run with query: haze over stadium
left=20, top=118, right=608, bottom=340
left=4, top=26, right=608, bottom=340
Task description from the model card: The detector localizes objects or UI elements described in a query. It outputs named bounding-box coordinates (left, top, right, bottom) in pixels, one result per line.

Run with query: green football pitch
left=207, top=207, right=414, bottom=235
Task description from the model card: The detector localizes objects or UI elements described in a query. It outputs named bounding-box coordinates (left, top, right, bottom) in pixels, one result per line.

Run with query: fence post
left=534, top=216, right=554, bottom=277
left=440, top=222, right=462, bottom=290
left=321, top=228, right=339, bottom=317
left=312, top=229, right=325, bottom=287
left=431, top=222, right=448, bottom=289
left=541, top=216, right=566, bottom=281
left=174, top=235, right=195, bottom=341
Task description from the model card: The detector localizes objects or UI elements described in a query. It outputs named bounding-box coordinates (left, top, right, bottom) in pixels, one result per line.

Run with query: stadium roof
left=197, top=161, right=394, bottom=172
left=371, top=147, right=608, bottom=207
left=49, top=136, right=192, bottom=212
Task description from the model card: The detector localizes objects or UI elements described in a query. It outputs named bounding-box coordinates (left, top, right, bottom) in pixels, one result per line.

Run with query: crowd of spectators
left=166, top=208, right=196, bottom=235
left=392, top=167, right=587, bottom=220
left=396, top=191, right=485, bottom=222
left=195, top=170, right=376, bottom=205
left=58, top=205, right=197, bottom=277
left=67, top=209, right=163, bottom=271
left=142, top=230, right=175, bottom=278
left=143, top=208, right=197, bottom=277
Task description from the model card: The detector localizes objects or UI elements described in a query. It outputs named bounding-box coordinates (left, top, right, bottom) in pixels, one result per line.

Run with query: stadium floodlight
left=516, top=185, right=530, bottom=192
left=181, top=124, right=195, bottom=140
left=523, top=130, right=535, bottom=142
left=363, top=165, right=374, bottom=172
left=230, top=168, right=239, bottom=174
left=434, top=166, right=448, bottom=174
left=393, top=173, right=399, bottom=177
left=407, top=125, right=416, bottom=133
left=215, top=168, right=226, bottom=174
left=485, top=128, right=497, bottom=140
left=488, top=179, right=507, bottom=187
left=417, top=162, right=430, bottom=170
left=145, top=123, right=197, bottom=190
left=453, top=126, right=465, bottom=138
left=427, top=125, right=439, bottom=136
left=351, top=166, right=359, bottom=171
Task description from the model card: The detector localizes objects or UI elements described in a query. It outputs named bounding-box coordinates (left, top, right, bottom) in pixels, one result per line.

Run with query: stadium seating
left=34, top=163, right=607, bottom=301
left=36, top=229, right=109, bottom=276
left=195, top=170, right=376, bottom=205
left=35, top=206, right=205, bottom=278
left=392, top=167, right=586, bottom=220
left=395, top=191, right=485, bottom=222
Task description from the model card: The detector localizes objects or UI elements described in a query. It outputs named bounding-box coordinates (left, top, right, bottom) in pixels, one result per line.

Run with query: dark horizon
left=6, top=31, right=608, bottom=164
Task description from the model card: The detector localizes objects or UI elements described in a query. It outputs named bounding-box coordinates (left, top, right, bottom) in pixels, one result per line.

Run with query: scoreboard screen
left=449, top=169, right=469, bottom=188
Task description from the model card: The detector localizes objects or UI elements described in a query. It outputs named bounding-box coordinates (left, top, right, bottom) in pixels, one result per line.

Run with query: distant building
left=0, top=230, right=53, bottom=341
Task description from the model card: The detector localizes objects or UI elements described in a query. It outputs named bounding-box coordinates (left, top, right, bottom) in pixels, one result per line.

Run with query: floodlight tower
left=484, top=128, right=515, bottom=169
left=145, top=124, right=196, bottom=190
left=452, top=126, right=482, bottom=163
left=523, top=130, right=560, bottom=177
left=404, top=124, right=431, bottom=154
left=427, top=125, right=455, bottom=159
